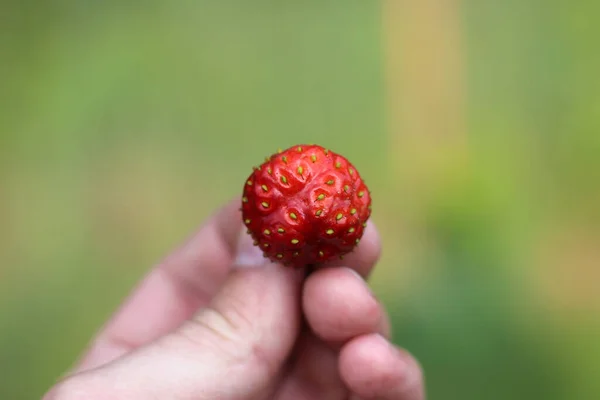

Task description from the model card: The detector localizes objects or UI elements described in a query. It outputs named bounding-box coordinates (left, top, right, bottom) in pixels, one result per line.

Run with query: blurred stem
left=375, top=0, right=469, bottom=291
left=383, top=0, right=468, bottom=219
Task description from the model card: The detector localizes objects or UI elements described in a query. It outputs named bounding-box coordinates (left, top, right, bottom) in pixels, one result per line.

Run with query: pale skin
left=44, top=198, right=425, bottom=400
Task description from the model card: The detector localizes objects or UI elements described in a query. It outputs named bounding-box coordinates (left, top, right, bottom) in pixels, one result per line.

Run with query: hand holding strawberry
left=43, top=147, right=424, bottom=400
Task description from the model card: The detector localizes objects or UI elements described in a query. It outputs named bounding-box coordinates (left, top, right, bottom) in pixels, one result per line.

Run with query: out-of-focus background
left=1, top=1, right=599, bottom=399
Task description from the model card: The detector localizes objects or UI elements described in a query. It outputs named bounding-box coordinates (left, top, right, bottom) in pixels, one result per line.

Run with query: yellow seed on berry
left=278, top=228, right=285, bottom=233
left=316, top=209, right=322, bottom=216
left=326, top=229, right=334, bottom=235
left=336, top=213, right=343, bottom=220
left=348, top=227, right=355, bottom=233
left=276, top=253, right=283, bottom=259
left=242, top=196, right=248, bottom=203
left=344, top=185, right=349, bottom=193
left=297, top=166, right=303, bottom=175
left=244, top=219, right=251, bottom=224
left=282, top=156, right=288, bottom=164
left=350, top=208, right=357, bottom=215
left=311, top=155, right=317, bottom=163
left=267, top=167, right=272, bottom=175
left=349, top=168, right=354, bottom=175
left=261, top=184, right=268, bottom=192
left=358, top=191, right=364, bottom=198
left=261, top=201, right=269, bottom=208
left=319, top=250, right=324, bottom=257
left=335, top=161, right=341, bottom=168
left=317, top=194, right=325, bottom=201
left=326, top=179, right=334, bottom=185
left=297, top=146, right=302, bottom=152
left=281, top=176, right=288, bottom=184
left=247, top=180, right=252, bottom=186
left=291, top=239, right=299, bottom=244
left=290, top=212, right=297, bottom=220
left=264, top=229, right=271, bottom=235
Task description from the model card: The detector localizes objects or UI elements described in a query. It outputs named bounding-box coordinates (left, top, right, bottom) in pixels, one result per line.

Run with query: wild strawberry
left=240, top=144, right=372, bottom=267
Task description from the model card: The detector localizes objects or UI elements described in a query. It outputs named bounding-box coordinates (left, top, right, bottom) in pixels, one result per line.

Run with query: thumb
left=46, top=235, right=304, bottom=400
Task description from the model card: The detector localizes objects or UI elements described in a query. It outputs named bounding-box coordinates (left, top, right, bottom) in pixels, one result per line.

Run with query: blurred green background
left=1, top=1, right=599, bottom=399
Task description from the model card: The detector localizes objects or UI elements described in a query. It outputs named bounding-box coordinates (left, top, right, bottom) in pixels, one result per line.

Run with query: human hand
left=44, top=199, right=425, bottom=399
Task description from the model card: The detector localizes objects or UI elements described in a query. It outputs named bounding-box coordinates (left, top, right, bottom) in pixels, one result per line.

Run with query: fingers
left=340, top=334, right=425, bottom=400
left=275, top=266, right=390, bottom=399
left=46, top=259, right=305, bottom=400
left=303, top=267, right=387, bottom=344
left=291, top=267, right=421, bottom=400
left=75, top=198, right=243, bottom=371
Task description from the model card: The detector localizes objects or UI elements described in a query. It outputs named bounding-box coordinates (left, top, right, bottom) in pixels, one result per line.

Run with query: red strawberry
left=241, top=144, right=372, bottom=267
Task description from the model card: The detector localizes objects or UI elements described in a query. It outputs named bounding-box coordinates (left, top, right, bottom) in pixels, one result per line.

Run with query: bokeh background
left=1, top=1, right=599, bottom=399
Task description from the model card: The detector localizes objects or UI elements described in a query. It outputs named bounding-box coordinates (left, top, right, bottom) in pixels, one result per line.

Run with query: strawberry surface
left=241, top=144, right=372, bottom=267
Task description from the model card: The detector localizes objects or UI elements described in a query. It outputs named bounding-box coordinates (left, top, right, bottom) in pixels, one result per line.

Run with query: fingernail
left=342, top=267, right=373, bottom=294
left=372, top=332, right=390, bottom=346
left=233, top=229, right=269, bottom=268
left=371, top=333, right=403, bottom=362
left=372, top=333, right=409, bottom=363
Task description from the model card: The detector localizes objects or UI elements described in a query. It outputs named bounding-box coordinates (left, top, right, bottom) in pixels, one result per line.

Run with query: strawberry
left=240, top=144, right=372, bottom=267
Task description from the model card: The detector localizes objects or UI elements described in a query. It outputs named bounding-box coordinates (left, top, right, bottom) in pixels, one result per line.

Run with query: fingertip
left=303, top=267, right=383, bottom=343
left=339, top=334, right=425, bottom=400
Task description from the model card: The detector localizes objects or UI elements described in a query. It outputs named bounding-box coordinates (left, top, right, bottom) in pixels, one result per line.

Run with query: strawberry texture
left=240, top=144, right=372, bottom=267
